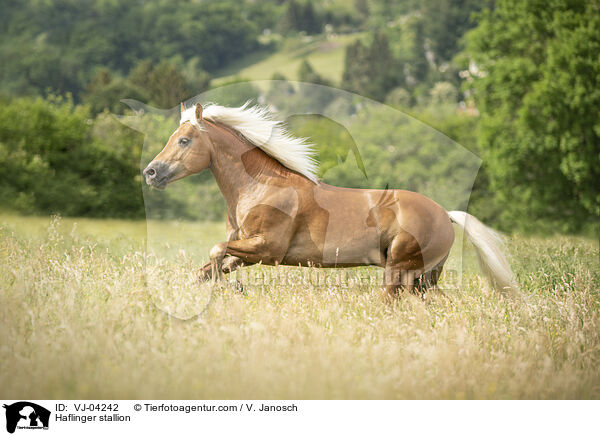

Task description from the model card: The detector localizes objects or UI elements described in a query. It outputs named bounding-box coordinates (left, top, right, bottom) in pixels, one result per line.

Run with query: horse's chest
left=234, top=186, right=299, bottom=236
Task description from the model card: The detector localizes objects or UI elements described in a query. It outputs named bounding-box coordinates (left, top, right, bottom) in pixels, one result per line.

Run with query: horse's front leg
left=198, top=256, right=248, bottom=282
left=208, top=235, right=288, bottom=283
left=209, top=244, right=230, bottom=283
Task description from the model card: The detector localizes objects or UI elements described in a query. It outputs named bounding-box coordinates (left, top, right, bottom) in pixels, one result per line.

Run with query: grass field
left=1, top=214, right=599, bottom=399
left=213, top=33, right=363, bottom=86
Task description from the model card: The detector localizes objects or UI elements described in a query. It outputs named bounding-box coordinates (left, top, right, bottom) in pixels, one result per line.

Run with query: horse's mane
left=180, top=102, right=319, bottom=183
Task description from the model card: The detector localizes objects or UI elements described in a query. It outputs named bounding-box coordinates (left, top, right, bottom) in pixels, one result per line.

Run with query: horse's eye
left=179, top=137, right=190, bottom=146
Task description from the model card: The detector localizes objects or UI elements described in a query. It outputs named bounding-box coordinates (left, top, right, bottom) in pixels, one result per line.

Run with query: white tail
left=448, top=211, right=519, bottom=295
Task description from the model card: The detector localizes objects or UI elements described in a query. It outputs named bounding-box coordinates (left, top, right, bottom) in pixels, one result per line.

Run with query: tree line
left=0, top=0, right=596, bottom=233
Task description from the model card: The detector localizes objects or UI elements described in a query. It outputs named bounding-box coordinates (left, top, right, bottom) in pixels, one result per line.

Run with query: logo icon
left=3, top=402, right=50, bottom=433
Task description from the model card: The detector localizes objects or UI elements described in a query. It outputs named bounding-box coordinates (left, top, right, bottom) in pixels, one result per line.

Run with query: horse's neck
left=207, top=122, right=293, bottom=212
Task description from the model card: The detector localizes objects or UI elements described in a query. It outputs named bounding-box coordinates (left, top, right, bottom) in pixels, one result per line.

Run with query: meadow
left=213, top=33, right=363, bottom=85
left=0, top=214, right=598, bottom=399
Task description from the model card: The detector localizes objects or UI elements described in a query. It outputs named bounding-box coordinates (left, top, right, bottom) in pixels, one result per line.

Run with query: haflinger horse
left=143, top=102, right=519, bottom=298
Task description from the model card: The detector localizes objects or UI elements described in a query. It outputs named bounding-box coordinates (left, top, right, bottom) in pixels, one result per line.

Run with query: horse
left=143, top=102, right=519, bottom=298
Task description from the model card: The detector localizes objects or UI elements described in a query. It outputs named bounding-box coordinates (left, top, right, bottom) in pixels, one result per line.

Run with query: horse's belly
left=319, top=226, right=383, bottom=266
left=283, top=217, right=384, bottom=267
left=282, top=237, right=382, bottom=266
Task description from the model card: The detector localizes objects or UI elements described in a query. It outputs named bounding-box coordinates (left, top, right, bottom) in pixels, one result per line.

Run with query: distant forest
left=0, top=0, right=597, bottom=233
left=0, top=0, right=482, bottom=108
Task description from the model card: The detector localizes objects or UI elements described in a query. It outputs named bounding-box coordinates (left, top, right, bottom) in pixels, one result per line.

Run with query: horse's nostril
left=147, top=168, right=156, bottom=177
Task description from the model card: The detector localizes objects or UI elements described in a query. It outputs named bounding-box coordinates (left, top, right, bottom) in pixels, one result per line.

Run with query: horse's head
left=143, top=103, right=211, bottom=190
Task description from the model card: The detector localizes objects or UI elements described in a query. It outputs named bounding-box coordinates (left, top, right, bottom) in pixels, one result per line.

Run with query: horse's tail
left=448, top=211, right=519, bottom=295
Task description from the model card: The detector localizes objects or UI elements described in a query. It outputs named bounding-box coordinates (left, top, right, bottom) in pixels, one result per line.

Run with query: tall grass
left=0, top=214, right=598, bottom=399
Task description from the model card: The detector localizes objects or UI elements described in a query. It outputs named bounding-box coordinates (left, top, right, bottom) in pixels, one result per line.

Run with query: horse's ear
left=195, top=103, right=203, bottom=121
left=180, top=102, right=185, bottom=113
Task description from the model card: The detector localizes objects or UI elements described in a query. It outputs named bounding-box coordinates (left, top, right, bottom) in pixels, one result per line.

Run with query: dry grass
left=0, top=214, right=598, bottom=399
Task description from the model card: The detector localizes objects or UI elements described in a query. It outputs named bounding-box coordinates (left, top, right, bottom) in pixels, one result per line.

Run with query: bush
left=0, top=96, right=144, bottom=217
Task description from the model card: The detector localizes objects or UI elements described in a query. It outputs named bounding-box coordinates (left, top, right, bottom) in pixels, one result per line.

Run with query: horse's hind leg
left=415, top=254, right=449, bottom=298
left=382, top=263, right=418, bottom=301
left=382, top=232, right=424, bottom=300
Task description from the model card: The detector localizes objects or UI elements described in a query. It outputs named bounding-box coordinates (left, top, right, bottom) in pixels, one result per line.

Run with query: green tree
left=386, top=87, right=412, bottom=108
left=342, top=32, right=401, bottom=101
left=429, top=81, right=458, bottom=106
left=0, top=96, right=144, bottom=217
left=128, top=60, right=210, bottom=109
left=342, top=40, right=371, bottom=96
left=83, top=69, right=148, bottom=115
left=465, top=0, right=600, bottom=232
left=421, top=0, right=485, bottom=64
left=0, top=0, right=259, bottom=99
left=355, top=0, right=369, bottom=21
left=397, top=16, right=428, bottom=87
left=298, top=60, right=329, bottom=86
left=147, top=62, right=191, bottom=109
left=280, top=0, right=322, bottom=34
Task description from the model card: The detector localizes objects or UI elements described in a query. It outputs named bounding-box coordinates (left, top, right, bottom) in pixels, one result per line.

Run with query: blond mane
left=180, top=102, right=319, bottom=183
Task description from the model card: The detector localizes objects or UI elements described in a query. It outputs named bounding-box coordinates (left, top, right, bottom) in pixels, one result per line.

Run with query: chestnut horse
left=143, top=102, right=518, bottom=297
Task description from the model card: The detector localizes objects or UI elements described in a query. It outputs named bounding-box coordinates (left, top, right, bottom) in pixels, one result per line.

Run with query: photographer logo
left=3, top=402, right=50, bottom=433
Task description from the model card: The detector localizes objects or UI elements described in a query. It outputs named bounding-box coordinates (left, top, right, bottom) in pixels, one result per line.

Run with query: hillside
left=213, top=33, right=363, bottom=85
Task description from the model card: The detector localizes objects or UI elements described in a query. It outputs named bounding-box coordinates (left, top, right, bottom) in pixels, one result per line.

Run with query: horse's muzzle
left=143, top=161, right=171, bottom=190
